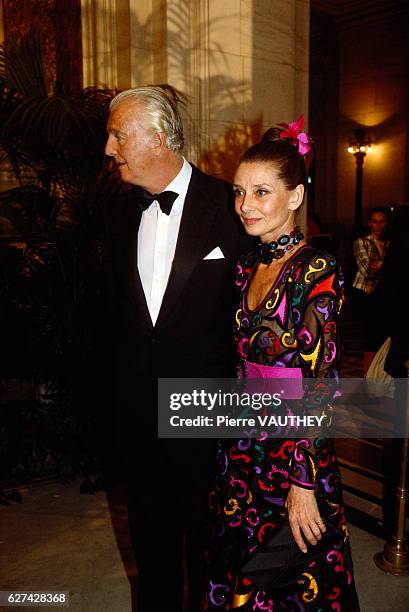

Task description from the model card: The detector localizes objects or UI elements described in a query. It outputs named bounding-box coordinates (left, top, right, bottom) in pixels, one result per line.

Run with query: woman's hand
left=285, top=484, right=326, bottom=553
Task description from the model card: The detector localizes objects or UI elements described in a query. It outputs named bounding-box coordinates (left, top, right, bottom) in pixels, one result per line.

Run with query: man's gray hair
left=110, top=86, right=184, bottom=152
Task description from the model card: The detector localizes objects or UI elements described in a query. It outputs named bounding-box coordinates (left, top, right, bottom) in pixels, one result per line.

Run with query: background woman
left=205, top=118, right=360, bottom=611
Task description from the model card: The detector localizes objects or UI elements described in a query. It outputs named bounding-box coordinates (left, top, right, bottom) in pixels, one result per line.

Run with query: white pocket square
left=203, top=246, right=225, bottom=260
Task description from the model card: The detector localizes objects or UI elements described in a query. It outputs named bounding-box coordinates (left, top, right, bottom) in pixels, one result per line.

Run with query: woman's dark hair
left=239, top=128, right=308, bottom=191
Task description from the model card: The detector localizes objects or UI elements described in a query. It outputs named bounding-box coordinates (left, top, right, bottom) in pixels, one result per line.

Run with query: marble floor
left=1, top=479, right=409, bottom=612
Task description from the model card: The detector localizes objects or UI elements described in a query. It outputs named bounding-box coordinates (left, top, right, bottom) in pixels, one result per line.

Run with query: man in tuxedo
left=104, top=86, right=252, bottom=611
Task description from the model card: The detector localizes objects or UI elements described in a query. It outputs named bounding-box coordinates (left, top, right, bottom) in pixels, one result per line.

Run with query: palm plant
left=0, top=28, right=120, bottom=487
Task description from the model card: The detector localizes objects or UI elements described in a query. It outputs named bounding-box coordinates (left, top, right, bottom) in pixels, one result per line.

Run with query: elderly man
left=104, top=86, right=251, bottom=611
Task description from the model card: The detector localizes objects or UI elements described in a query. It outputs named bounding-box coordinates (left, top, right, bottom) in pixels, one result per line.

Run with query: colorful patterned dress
left=204, top=244, right=360, bottom=611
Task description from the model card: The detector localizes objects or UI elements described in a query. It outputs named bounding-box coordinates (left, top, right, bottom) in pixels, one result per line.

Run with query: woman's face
left=368, top=212, right=387, bottom=239
left=233, top=161, right=303, bottom=243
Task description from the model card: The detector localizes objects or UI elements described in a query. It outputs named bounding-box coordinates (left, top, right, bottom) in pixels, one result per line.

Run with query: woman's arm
left=287, top=252, right=343, bottom=549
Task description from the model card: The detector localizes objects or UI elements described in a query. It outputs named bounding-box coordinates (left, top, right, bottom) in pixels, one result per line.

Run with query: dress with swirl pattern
left=204, top=244, right=360, bottom=611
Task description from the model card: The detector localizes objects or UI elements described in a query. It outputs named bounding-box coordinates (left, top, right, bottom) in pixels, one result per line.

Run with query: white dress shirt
left=137, top=158, right=192, bottom=325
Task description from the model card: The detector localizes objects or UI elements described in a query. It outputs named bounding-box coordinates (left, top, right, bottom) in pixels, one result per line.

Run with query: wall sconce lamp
left=347, top=129, right=374, bottom=230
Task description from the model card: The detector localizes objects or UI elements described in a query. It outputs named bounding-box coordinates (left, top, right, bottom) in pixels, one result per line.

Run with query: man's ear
left=288, top=184, right=304, bottom=211
left=153, top=131, right=167, bottom=154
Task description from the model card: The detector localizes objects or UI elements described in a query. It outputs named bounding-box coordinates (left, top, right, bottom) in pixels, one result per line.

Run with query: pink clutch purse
left=240, top=360, right=304, bottom=399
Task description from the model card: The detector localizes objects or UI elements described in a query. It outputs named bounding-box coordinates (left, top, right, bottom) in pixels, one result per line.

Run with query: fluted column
left=81, top=0, right=132, bottom=89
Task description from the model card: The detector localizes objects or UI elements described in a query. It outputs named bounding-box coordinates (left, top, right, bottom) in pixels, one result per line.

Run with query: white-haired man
left=104, top=86, right=252, bottom=611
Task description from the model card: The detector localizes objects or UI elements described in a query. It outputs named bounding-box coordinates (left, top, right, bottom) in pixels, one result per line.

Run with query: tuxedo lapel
left=154, top=168, right=219, bottom=332
left=119, top=194, right=153, bottom=331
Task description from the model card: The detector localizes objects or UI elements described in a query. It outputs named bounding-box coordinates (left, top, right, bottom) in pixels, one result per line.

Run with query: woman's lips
left=242, top=217, right=261, bottom=225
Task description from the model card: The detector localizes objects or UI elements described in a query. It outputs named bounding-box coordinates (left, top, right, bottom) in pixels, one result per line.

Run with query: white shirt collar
left=160, top=157, right=192, bottom=214
left=143, top=157, right=192, bottom=217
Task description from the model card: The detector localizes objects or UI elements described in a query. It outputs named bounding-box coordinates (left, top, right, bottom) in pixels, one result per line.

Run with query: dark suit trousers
left=125, top=435, right=216, bottom=612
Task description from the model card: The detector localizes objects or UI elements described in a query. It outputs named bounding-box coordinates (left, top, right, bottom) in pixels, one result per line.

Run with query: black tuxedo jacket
left=104, top=164, right=252, bottom=431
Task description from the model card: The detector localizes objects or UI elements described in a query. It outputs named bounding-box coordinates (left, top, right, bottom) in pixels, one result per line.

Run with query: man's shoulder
left=354, top=235, right=371, bottom=246
left=189, top=164, right=253, bottom=249
left=189, top=164, right=232, bottom=203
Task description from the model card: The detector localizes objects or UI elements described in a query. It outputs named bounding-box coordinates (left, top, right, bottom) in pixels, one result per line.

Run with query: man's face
left=105, top=101, right=156, bottom=187
left=368, top=212, right=387, bottom=239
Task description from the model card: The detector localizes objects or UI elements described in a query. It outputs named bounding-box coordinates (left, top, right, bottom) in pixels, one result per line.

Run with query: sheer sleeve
left=288, top=252, right=344, bottom=489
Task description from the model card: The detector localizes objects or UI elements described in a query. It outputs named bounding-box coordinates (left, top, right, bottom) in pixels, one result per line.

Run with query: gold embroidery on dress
left=299, top=337, right=322, bottom=372
left=232, top=590, right=254, bottom=608
left=305, top=258, right=327, bottom=283
left=265, top=288, right=280, bottom=310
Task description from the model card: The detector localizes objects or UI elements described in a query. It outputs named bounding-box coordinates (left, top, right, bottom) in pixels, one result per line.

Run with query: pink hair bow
left=278, top=115, right=313, bottom=157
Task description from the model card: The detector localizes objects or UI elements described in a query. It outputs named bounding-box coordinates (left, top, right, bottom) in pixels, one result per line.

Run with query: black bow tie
left=138, top=189, right=179, bottom=216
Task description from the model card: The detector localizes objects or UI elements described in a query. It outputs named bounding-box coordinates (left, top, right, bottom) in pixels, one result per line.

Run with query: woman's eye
left=233, top=188, right=244, bottom=197
left=256, top=189, right=268, bottom=197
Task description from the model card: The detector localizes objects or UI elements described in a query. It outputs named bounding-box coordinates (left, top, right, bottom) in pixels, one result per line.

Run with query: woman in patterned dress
left=204, top=119, right=360, bottom=611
